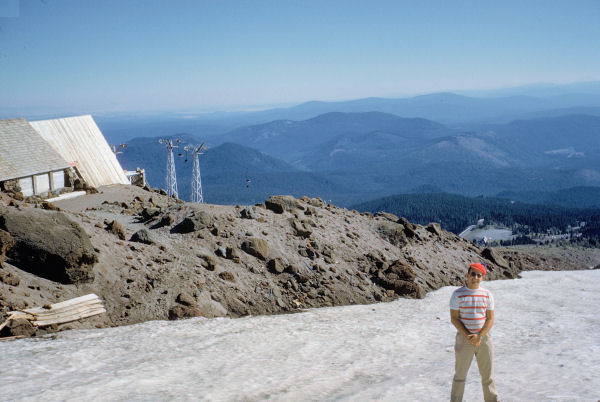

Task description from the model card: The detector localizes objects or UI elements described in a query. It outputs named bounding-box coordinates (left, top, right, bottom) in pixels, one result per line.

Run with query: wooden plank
left=33, top=307, right=107, bottom=327
left=24, top=298, right=101, bottom=316
left=31, top=303, right=105, bottom=321
left=22, top=294, right=100, bottom=314
left=9, top=293, right=106, bottom=327
left=30, top=116, right=129, bottom=187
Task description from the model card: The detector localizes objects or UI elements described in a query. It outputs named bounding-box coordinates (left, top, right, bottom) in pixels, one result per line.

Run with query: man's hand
left=467, top=334, right=482, bottom=347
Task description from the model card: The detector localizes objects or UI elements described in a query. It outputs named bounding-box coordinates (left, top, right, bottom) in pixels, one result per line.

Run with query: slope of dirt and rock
left=1, top=184, right=598, bottom=338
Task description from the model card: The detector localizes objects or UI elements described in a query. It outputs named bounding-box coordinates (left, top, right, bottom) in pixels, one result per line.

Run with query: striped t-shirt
left=449, top=286, right=494, bottom=333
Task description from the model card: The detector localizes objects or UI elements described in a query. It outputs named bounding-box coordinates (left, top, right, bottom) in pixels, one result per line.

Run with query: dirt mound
left=1, top=184, right=597, bottom=339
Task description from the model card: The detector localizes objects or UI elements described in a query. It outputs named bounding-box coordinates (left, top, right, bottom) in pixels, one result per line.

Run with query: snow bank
left=1, top=270, right=598, bottom=401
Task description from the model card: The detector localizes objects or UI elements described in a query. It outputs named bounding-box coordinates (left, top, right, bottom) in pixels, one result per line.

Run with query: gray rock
left=375, top=212, right=399, bottom=222
left=130, top=228, right=154, bottom=244
left=290, top=219, right=312, bottom=238
left=240, top=207, right=258, bottom=219
left=0, top=208, right=97, bottom=284
left=377, top=221, right=408, bottom=247
left=141, top=207, right=161, bottom=220
left=425, top=222, right=443, bottom=236
left=219, top=271, right=235, bottom=282
left=241, top=237, right=269, bottom=260
left=168, top=305, right=203, bottom=320
left=267, top=257, right=286, bottom=274
left=176, top=292, right=196, bottom=306
left=172, top=211, right=214, bottom=233
left=196, top=298, right=227, bottom=318
left=0, top=229, right=14, bottom=267
left=159, top=214, right=174, bottom=227
left=308, top=198, right=324, bottom=207
left=215, top=246, right=227, bottom=258
left=0, top=270, right=20, bottom=286
left=198, top=254, right=217, bottom=271
left=0, top=317, right=36, bottom=338
left=265, top=195, right=303, bottom=214
left=481, top=248, right=509, bottom=269
left=106, top=220, right=126, bottom=240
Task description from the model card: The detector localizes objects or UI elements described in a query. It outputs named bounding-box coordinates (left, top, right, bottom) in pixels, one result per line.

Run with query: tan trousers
left=450, top=332, right=498, bottom=402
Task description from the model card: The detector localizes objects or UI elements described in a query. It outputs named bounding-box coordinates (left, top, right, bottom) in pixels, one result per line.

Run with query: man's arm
left=478, top=309, right=494, bottom=337
left=450, top=309, right=471, bottom=337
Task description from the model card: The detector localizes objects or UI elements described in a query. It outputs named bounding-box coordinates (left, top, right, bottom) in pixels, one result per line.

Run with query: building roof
left=30, top=115, right=129, bottom=188
left=0, top=118, right=71, bottom=181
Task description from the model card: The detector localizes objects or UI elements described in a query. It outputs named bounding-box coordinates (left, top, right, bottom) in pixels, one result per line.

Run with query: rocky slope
left=1, top=185, right=598, bottom=338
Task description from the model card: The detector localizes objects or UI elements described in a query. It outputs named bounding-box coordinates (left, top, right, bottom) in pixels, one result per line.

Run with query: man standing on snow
left=449, top=262, right=498, bottom=402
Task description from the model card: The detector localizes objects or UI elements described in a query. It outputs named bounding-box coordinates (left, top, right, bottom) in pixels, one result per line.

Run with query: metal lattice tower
left=184, top=143, right=206, bottom=203
left=110, top=143, right=127, bottom=155
left=158, top=139, right=181, bottom=198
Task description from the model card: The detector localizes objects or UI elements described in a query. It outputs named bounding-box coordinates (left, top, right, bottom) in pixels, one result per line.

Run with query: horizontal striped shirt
left=450, top=286, right=494, bottom=333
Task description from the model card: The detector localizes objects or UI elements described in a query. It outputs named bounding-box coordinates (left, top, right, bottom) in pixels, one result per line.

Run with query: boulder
left=240, top=207, right=258, bottom=219
left=377, top=221, right=408, bottom=247
left=0, top=208, right=97, bottom=284
left=308, top=198, right=324, bottom=207
left=425, top=222, right=443, bottom=236
left=265, top=195, right=303, bottom=214
left=376, top=277, right=422, bottom=298
left=481, top=248, right=509, bottom=268
left=196, top=298, right=227, bottom=318
left=375, top=212, right=399, bottom=222
left=290, top=219, right=312, bottom=238
left=0, top=317, right=36, bottom=338
left=158, top=214, right=174, bottom=227
left=176, top=292, right=196, bottom=306
left=168, top=305, right=203, bottom=320
left=106, top=220, right=126, bottom=240
left=373, top=259, right=422, bottom=298
left=0, top=229, right=15, bottom=266
left=198, top=254, right=217, bottom=271
left=130, top=228, right=154, bottom=244
left=241, top=237, right=269, bottom=260
left=397, top=217, right=416, bottom=231
left=172, top=211, right=214, bottom=233
left=0, top=270, right=20, bottom=286
left=141, top=207, right=161, bottom=221
left=385, top=259, right=417, bottom=281
left=219, top=271, right=235, bottom=282
left=267, top=257, right=286, bottom=274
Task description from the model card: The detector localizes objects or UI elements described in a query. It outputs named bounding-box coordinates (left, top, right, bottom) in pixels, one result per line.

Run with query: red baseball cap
left=469, top=262, right=486, bottom=276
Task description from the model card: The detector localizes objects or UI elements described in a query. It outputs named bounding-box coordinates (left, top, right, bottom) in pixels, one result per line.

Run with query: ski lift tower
left=158, top=138, right=182, bottom=198
left=184, top=142, right=206, bottom=203
left=110, top=143, right=127, bottom=155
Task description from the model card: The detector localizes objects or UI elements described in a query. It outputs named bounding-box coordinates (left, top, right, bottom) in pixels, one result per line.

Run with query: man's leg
left=451, top=332, right=475, bottom=402
left=474, top=334, right=498, bottom=402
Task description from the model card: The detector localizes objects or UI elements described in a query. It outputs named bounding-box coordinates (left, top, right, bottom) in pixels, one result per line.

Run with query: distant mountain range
left=105, top=82, right=600, bottom=207
left=95, top=81, right=600, bottom=144
left=116, top=110, right=600, bottom=205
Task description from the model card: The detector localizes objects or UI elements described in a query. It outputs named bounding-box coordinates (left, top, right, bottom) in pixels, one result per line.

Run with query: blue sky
left=1, top=0, right=599, bottom=115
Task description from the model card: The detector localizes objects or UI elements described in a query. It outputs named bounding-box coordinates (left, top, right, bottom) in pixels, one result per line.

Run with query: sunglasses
left=470, top=271, right=483, bottom=278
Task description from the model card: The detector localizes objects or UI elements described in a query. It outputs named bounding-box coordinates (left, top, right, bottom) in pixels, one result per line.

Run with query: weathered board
left=30, top=115, right=129, bottom=188
left=4, top=294, right=106, bottom=328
